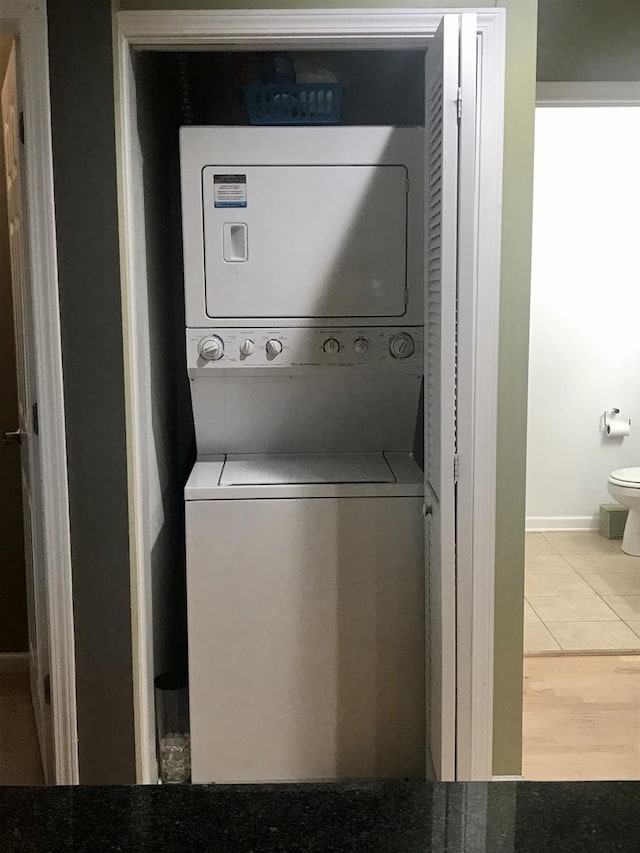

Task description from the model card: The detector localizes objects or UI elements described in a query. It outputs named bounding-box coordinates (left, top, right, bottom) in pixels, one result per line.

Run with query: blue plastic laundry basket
left=243, top=83, right=343, bottom=125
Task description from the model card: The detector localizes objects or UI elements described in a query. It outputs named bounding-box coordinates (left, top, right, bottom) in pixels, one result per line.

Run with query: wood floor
left=0, top=673, right=44, bottom=785
left=523, top=654, right=640, bottom=780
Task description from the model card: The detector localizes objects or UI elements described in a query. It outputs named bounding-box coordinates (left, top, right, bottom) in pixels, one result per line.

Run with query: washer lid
left=609, top=467, right=640, bottom=486
left=220, top=452, right=395, bottom=486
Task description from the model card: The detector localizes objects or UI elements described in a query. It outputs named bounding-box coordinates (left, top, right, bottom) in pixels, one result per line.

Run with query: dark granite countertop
left=1, top=782, right=639, bottom=853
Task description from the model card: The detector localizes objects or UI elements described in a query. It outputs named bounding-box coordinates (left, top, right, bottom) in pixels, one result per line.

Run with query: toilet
left=607, top=468, right=640, bottom=556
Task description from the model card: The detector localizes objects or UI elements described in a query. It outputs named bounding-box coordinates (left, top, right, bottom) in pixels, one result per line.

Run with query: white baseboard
left=526, top=516, right=598, bottom=532
left=492, top=774, right=525, bottom=782
left=0, top=652, right=30, bottom=673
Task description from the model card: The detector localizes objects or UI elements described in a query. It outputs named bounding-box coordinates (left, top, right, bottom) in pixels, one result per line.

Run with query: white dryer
left=180, top=126, right=424, bottom=328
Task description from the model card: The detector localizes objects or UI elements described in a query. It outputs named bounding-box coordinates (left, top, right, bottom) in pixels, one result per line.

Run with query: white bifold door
left=424, top=13, right=477, bottom=781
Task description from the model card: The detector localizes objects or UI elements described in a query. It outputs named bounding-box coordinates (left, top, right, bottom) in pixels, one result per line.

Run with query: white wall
left=526, top=106, right=640, bottom=530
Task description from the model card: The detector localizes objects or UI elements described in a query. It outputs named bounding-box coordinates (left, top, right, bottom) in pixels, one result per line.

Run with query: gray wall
left=538, top=0, right=640, bottom=81
left=47, top=0, right=136, bottom=783
left=132, top=53, right=193, bottom=680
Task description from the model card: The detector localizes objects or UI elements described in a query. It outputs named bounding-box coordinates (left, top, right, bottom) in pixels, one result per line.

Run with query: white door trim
left=0, top=1, right=77, bottom=784
left=459, top=8, right=504, bottom=781
left=536, top=81, right=640, bottom=107
left=453, top=10, right=501, bottom=781
left=120, top=7, right=497, bottom=47
left=115, top=6, right=504, bottom=783
left=113, top=31, right=157, bottom=785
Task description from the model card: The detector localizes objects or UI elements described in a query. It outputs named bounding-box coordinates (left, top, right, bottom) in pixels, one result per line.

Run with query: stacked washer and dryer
left=180, top=126, right=427, bottom=783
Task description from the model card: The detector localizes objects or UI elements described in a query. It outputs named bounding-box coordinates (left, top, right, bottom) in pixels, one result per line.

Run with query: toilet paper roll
left=606, top=419, right=631, bottom=438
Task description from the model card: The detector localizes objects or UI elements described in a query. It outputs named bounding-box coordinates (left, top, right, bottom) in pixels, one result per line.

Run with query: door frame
left=527, top=83, right=640, bottom=529
left=115, top=6, right=505, bottom=783
left=523, top=83, right=640, bottom=766
left=0, top=1, right=77, bottom=784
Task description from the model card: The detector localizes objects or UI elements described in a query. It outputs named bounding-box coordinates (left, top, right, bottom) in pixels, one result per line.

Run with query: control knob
left=323, top=338, right=341, bottom=355
left=265, top=339, right=283, bottom=357
left=353, top=338, right=369, bottom=355
left=240, top=339, right=254, bottom=357
left=389, top=333, right=415, bottom=360
left=198, top=335, right=224, bottom=361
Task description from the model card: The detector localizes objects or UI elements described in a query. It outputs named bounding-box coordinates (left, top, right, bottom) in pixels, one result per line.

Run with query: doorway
left=522, top=88, right=640, bottom=780
left=115, top=7, right=504, bottom=783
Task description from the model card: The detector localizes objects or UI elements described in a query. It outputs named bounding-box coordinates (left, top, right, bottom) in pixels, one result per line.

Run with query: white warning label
left=214, top=174, right=247, bottom=208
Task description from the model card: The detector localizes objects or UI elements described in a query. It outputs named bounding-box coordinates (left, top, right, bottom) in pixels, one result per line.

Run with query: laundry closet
left=120, top=11, right=502, bottom=785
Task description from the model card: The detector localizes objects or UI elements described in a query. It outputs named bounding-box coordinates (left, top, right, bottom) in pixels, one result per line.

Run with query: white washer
left=186, top=453, right=425, bottom=783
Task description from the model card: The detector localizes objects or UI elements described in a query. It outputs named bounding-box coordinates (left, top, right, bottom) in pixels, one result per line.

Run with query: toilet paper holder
left=603, top=408, right=631, bottom=430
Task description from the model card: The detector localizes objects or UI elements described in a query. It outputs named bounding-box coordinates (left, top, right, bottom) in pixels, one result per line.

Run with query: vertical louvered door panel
left=424, top=14, right=461, bottom=782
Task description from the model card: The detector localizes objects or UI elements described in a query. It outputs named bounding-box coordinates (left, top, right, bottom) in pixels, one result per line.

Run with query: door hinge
left=44, top=673, right=51, bottom=706
left=19, top=111, right=25, bottom=145
left=456, top=87, right=462, bottom=123
left=32, top=402, right=39, bottom=436
left=453, top=453, right=460, bottom=484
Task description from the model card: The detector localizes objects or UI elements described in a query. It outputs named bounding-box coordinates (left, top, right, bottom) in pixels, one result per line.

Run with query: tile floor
left=525, top=531, right=640, bottom=654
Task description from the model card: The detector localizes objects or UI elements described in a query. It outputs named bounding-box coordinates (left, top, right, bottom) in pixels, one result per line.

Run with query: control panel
left=187, top=327, right=423, bottom=373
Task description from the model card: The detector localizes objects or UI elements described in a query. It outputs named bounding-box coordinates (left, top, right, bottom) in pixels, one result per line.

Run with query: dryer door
left=202, top=164, right=408, bottom=319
